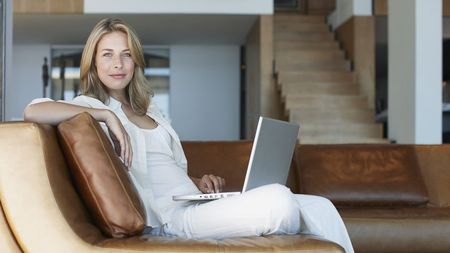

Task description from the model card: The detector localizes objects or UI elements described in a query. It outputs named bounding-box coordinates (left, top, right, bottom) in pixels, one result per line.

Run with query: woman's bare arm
left=24, top=101, right=133, bottom=168
left=24, top=101, right=109, bottom=125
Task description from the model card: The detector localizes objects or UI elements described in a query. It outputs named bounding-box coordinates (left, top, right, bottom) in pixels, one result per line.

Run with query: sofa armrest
left=0, top=122, right=112, bottom=252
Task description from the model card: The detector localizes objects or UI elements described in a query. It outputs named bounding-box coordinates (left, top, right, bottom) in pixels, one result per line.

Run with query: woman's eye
left=103, top=53, right=112, bottom=57
left=123, top=53, right=132, bottom=57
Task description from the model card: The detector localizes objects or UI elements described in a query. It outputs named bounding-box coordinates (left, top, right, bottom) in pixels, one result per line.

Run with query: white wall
left=328, top=0, right=371, bottom=30
left=85, top=0, right=273, bottom=14
left=7, top=44, right=50, bottom=120
left=170, top=45, right=240, bottom=140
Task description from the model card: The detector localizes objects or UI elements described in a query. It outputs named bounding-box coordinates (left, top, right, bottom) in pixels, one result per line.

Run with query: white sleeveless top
left=138, top=124, right=200, bottom=217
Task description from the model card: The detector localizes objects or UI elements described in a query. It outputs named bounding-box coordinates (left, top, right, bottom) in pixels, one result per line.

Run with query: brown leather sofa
left=0, top=122, right=342, bottom=253
left=1, top=122, right=450, bottom=253
left=294, top=145, right=450, bottom=253
left=182, top=142, right=450, bottom=253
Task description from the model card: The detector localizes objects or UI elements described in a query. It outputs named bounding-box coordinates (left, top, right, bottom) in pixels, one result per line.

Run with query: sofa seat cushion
left=96, top=234, right=344, bottom=252
left=296, top=145, right=429, bottom=207
left=339, top=207, right=450, bottom=219
left=340, top=208, right=450, bottom=253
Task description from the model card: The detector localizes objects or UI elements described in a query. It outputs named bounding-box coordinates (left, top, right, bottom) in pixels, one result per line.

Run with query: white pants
left=163, top=184, right=354, bottom=253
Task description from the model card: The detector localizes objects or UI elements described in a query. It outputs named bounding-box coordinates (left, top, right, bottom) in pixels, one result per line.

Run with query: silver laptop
left=172, top=116, right=300, bottom=201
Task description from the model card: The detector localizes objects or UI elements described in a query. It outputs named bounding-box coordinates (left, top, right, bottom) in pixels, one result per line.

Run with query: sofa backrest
left=182, top=141, right=299, bottom=193
left=415, top=145, right=450, bottom=207
left=295, top=144, right=430, bottom=207
left=0, top=123, right=105, bottom=252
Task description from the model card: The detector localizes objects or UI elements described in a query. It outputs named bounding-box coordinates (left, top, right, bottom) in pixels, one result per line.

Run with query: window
left=143, top=46, right=170, bottom=120
left=50, top=46, right=170, bottom=119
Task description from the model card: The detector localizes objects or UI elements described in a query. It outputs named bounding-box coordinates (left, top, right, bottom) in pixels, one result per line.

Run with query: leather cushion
left=296, top=145, right=429, bottom=207
left=415, top=145, right=450, bottom=207
left=57, top=113, right=146, bottom=238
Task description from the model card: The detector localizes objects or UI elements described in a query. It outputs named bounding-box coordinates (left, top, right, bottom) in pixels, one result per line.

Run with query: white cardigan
left=29, top=95, right=189, bottom=227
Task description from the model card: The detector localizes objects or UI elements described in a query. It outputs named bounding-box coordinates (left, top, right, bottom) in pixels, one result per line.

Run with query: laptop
left=172, top=116, right=300, bottom=201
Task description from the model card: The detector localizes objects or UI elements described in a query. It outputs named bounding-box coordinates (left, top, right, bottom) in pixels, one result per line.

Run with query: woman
left=24, top=18, right=354, bottom=253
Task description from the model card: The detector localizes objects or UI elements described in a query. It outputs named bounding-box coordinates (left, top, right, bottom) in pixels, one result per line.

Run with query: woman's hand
left=192, top=174, right=226, bottom=194
left=103, top=110, right=132, bottom=169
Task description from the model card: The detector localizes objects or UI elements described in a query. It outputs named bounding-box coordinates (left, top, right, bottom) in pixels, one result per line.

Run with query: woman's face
left=95, top=31, right=134, bottom=94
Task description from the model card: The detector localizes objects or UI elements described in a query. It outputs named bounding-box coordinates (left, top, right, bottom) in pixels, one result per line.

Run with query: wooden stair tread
left=274, top=23, right=329, bottom=32
left=276, top=61, right=351, bottom=72
left=274, top=15, right=326, bottom=23
left=299, top=136, right=390, bottom=144
left=275, top=41, right=340, bottom=51
left=280, top=83, right=359, bottom=97
left=288, top=109, right=375, bottom=124
left=297, top=123, right=384, bottom=138
left=276, top=50, right=345, bottom=60
left=274, top=33, right=335, bottom=42
left=284, top=95, right=368, bottom=109
left=278, top=71, right=355, bottom=83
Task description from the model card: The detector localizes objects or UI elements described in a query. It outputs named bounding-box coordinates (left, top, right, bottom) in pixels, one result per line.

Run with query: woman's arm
left=24, top=101, right=133, bottom=168
left=24, top=101, right=109, bottom=125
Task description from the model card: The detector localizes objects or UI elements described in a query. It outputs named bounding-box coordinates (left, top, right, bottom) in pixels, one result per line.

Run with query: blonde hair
left=80, top=18, right=153, bottom=115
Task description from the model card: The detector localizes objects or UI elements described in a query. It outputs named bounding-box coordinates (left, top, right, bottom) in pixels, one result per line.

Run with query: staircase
left=274, top=14, right=388, bottom=144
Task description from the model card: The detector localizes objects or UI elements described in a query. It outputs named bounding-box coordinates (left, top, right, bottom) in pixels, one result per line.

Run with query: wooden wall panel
left=336, top=18, right=355, bottom=61
left=354, top=16, right=375, bottom=110
left=259, top=16, right=283, bottom=123
left=445, top=0, right=450, bottom=16
left=245, top=18, right=261, bottom=139
left=14, top=0, right=83, bottom=14
left=307, top=0, right=336, bottom=15
left=245, top=16, right=280, bottom=138
left=374, top=0, right=388, bottom=16
left=336, top=17, right=375, bottom=109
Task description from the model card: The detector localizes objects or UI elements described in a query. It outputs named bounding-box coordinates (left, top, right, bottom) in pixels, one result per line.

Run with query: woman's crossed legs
left=165, top=184, right=354, bottom=253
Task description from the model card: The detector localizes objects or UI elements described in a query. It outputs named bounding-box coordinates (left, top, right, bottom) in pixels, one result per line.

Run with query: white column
left=388, top=0, right=442, bottom=144
left=2, top=0, right=13, bottom=121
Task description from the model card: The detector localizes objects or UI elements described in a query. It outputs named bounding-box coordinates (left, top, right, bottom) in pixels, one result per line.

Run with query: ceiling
left=13, top=14, right=258, bottom=45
